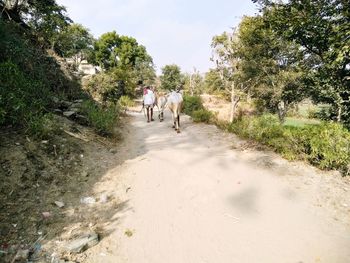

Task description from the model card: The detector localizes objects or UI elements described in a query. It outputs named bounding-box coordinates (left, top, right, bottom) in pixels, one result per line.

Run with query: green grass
left=284, top=117, right=320, bottom=127
left=228, top=114, right=350, bottom=174
left=80, top=100, right=120, bottom=136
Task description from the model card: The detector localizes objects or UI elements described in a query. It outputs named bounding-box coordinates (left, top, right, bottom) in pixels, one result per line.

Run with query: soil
left=1, top=109, right=350, bottom=263
left=0, top=115, right=127, bottom=262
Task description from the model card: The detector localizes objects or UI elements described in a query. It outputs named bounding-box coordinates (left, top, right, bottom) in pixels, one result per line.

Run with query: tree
left=204, top=69, right=225, bottom=94
left=91, top=31, right=153, bottom=71
left=56, top=23, right=94, bottom=67
left=183, top=68, right=204, bottom=95
left=134, top=59, right=156, bottom=86
left=91, top=31, right=120, bottom=69
left=235, top=15, right=304, bottom=122
left=0, top=0, right=72, bottom=49
left=253, top=0, right=350, bottom=125
left=160, top=64, right=183, bottom=91
left=211, top=30, right=247, bottom=122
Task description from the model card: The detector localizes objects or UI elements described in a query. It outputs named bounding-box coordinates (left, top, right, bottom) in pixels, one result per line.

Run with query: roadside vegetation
left=0, top=0, right=155, bottom=138
left=178, top=1, right=350, bottom=174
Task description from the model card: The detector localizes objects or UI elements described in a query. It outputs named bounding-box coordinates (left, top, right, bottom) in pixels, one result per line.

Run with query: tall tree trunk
left=229, top=82, right=240, bottom=123
left=189, top=74, right=194, bottom=96
left=336, top=98, right=342, bottom=122
left=277, top=100, right=287, bottom=123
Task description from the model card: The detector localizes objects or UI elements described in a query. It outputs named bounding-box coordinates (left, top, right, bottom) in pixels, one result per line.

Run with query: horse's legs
left=171, top=110, right=175, bottom=128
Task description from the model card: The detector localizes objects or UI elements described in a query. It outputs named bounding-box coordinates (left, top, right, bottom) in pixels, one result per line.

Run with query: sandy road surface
left=85, top=111, right=350, bottom=263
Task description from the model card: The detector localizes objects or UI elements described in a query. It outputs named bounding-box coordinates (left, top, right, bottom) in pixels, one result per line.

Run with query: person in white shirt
left=143, top=86, right=156, bottom=122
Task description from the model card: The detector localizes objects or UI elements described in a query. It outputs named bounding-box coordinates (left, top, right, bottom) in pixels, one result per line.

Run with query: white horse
left=167, top=91, right=183, bottom=133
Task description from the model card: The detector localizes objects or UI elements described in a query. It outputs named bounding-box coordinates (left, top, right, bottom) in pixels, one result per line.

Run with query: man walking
left=143, top=86, right=155, bottom=122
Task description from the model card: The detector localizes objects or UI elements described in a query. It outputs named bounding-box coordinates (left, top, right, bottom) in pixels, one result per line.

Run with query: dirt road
left=84, top=111, right=350, bottom=263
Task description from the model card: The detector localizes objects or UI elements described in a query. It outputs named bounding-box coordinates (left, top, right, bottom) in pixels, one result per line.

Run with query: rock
left=42, top=212, right=51, bottom=218
left=14, top=249, right=29, bottom=261
left=63, top=111, right=76, bottom=117
left=109, top=148, right=117, bottom=154
left=80, top=197, right=96, bottom=204
left=75, top=114, right=88, bottom=125
left=54, top=201, right=65, bottom=208
left=99, top=194, right=108, bottom=203
left=65, top=232, right=99, bottom=253
left=69, top=107, right=79, bottom=113
left=60, top=100, right=72, bottom=108
left=52, top=97, right=60, bottom=104
left=81, top=171, right=88, bottom=177
left=54, top=108, right=63, bottom=113
left=70, top=102, right=81, bottom=108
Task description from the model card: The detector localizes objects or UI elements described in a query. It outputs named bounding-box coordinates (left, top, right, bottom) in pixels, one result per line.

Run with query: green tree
left=134, top=59, right=156, bottom=86
left=0, top=0, right=72, bottom=49
left=211, top=30, right=249, bottom=122
left=56, top=23, right=94, bottom=68
left=183, top=68, right=204, bottom=95
left=204, top=69, right=225, bottom=94
left=92, top=31, right=120, bottom=69
left=235, top=15, right=304, bottom=122
left=160, top=64, right=183, bottom=91
left=91, top=31, right=153, bottom=71
left=253, top=0, right=350, bottom=125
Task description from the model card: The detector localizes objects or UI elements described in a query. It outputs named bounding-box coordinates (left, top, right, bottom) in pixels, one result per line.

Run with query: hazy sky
left=56, top=0, right=258, bottom=73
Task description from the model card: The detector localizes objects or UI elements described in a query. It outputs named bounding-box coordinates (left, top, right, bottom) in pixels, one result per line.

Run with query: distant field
left=284, top=117, right=320, bottom=127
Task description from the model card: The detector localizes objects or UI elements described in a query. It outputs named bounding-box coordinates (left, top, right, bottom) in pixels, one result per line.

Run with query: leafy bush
left=85, top=68, right=137, bottom=103
left=229, top=114, right=350, bottom=173
left=80, top=100, right=120, bottom=136
left=182, top=95, right=204, bottom=116
left=301, top=123, right=350, bottom=170
left=192, top=109, right=213, bottom=123
left=0, top=21, right=80, bottom=135
left=0, top=61, right=50, bottom=126
left=118, top=95, right=135, bottom=108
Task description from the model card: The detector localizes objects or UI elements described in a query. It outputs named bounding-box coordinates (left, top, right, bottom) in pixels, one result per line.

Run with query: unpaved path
left=84, top=111, right=350, bottom=263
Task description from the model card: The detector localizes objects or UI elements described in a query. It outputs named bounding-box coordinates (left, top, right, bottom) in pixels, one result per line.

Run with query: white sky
left=56, top=0, right=258, bottom=73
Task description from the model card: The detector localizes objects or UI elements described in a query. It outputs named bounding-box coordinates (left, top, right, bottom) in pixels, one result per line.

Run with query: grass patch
left=26, top=113, right=61, bottom=139
left=284, top=117, right=320, bottom=127
left=80, top=100, right=120, bottom=136
left=229, top=114, right=350, bottom=174
left=192, top=109, right=213, bottom=123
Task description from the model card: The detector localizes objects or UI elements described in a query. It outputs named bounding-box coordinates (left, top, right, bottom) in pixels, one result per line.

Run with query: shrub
left=192, top=109, right=213, bottom=123
left=27, top=113, right=61, bottom=139
left=0, top=21, right=80, bottom=130
left=0, top=61, right=50, bottom=126
left=85, top=68, right=137, bottom=103
left=182, top=95, right=204, bottom=116
left=228, top=114, right=350, bottom=173
left=118, top=95, right=135, bottom=108
left=80, top=100, right=120, bottom=136
left=302, top=123, right=350, bottom=170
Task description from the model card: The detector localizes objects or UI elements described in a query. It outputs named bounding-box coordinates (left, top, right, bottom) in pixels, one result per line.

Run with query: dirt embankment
left=0, top=115, right=131, bottom=262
